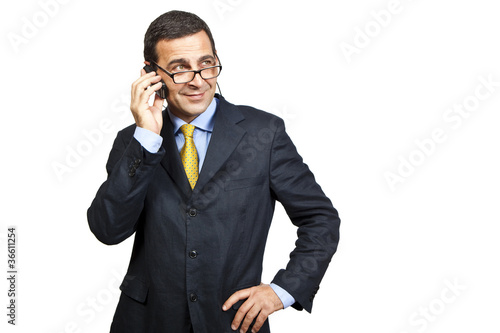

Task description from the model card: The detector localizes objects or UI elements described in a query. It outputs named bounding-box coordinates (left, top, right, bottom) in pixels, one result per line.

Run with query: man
left=88, top=10, right=340, bottom=333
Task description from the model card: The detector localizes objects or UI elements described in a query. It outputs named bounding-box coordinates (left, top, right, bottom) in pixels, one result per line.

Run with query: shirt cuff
left=270, top=283, right=295, bottom=309
left=133, top=126, right=163, bottom=153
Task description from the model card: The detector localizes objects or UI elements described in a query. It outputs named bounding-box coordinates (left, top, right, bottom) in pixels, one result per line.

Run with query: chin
left=189, top=99, right=212, bottom=112
left=169, top=95, right=213, bottom=121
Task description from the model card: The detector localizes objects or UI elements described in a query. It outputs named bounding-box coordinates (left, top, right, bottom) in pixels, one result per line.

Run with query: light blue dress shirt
left=133, top=97, right=295, bottom=309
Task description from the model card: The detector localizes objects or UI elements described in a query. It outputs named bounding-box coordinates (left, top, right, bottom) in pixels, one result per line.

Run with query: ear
left=144, top=60, right=151, bottom=66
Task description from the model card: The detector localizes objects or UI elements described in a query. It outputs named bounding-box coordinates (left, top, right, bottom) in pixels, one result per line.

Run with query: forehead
left=155, top=30, right=213, bottom=64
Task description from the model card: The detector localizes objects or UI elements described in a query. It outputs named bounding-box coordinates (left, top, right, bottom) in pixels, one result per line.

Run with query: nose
left=188, top=71, right=205, bottom=87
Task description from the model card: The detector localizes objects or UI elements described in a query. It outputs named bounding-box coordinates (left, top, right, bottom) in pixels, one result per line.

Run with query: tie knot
left=180, top=124, right=195, bottom=138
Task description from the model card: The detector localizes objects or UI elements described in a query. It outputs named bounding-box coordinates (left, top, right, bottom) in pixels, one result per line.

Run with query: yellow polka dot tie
left=180, top=124, right=199, bottom=190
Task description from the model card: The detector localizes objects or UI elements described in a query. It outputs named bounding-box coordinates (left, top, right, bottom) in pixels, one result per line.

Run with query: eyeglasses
left=151, top=59, right=222, bottom=84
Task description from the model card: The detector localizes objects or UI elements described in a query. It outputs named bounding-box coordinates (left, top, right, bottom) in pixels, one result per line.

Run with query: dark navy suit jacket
left=87, top=95, right=340, bottom=332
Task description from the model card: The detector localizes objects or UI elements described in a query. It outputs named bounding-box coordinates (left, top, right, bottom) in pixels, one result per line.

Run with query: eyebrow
left=167, top=55, right=215, bottom=68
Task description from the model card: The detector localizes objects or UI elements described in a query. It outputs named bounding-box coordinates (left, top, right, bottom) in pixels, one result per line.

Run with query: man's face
left=155, top=31, right=218, bottom=123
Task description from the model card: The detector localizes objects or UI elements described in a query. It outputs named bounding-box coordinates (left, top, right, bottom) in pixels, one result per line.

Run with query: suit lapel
left=194, top=97, right=246, bottom=194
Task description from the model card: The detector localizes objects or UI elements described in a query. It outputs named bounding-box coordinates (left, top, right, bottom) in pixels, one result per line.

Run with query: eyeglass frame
left=150, top=54, right=222, bottom=84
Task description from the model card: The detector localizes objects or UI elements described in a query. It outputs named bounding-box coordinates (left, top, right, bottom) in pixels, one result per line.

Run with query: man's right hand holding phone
left=130, top=68, right=165, bottom=135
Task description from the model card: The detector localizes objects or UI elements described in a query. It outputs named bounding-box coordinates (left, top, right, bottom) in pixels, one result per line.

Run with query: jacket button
left=188, top=208, right=197, bottom=217
left=189, top=293, right=198, bottom=302
left=189, top=250, right=198, bottom=259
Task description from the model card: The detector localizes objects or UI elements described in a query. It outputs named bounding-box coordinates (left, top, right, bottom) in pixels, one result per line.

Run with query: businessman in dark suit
left=88, top=10, right=340, bottom=333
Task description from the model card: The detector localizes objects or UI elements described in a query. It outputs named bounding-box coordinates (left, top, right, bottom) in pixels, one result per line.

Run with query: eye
left=201, top=60, right=214, bottom=67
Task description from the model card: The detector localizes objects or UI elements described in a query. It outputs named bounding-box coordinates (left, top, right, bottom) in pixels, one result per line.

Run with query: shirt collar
left=167, top=97, right=218, bottom=134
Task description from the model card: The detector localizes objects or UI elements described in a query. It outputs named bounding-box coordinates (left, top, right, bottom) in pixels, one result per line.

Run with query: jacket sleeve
left=269, top=118, right=340, bottom=313
left=87, top=127, right=165, bottom=245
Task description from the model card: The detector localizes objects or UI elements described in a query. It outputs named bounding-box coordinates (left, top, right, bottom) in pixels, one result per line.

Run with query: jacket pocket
left=224, top=176, right=266, bottom=191
left=119, top=274, right=148, bottom=303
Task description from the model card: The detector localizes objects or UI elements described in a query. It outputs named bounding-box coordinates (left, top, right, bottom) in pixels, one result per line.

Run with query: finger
left=145, top=80, right=163, bottom=93
left=223, top=289, right=251, bottom=311
left=131, top=73, right=159, bottom=101
left=134, top=71, right=156, bottom=88
left=231, top=300, right=253, bottom=331
left=130, top=81, right=162, bottom=118
left=136, top=74, right=162, bottom=93
left=138, top=81, right=162, bottom=105
left=251, top=312, right=269, bottom=333
left=132, top=72, right=160, bottom=94
left=140, top=68, right=155, bottom=77
left=240, top=305, right=260, bottom=333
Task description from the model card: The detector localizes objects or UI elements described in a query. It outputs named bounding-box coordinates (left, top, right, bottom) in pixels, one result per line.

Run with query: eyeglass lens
left=173, top=67, right=220, bottom=83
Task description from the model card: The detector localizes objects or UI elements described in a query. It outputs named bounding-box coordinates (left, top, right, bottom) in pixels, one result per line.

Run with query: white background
left=1, top=0, right=500, bottom=332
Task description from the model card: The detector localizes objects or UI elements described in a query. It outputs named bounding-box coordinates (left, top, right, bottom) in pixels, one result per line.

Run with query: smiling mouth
left=185, top=92, right=205, bottom=100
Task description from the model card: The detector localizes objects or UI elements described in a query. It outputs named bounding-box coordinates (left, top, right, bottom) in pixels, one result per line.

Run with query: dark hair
left=144, top=10, right=216, bottom=63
